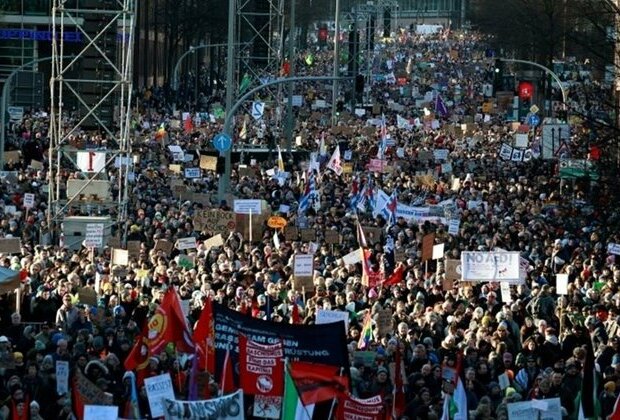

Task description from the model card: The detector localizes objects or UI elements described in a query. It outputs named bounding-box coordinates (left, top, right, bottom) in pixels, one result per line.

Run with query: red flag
left=123, top=332, right=151, bottom=386
left=336, top=394, right=385, bottom=420
left=382, top=263, right=405, bottom=286
left=193, top=297, right=215, bottom=373
left=72, top=369, right=113, bottom=418
left=289, top=360, right=349, bottom=405
left=219, top=350, right=236, bottom=395
left=184, top=114, right=193, bottom=134
left=238, top=334, right=284, bottom=396
left=291, top=302, right=301, bottom=324
left=147, top=288, right=194, bottom=355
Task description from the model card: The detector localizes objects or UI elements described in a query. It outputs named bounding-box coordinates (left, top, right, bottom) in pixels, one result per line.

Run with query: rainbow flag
left=357, top=312, right=373, bottom=350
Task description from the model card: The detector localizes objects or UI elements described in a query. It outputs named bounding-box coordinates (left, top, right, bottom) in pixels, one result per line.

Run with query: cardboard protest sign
left=236, top=213, right=267, bottom=243
left=362, top=226, right=383, bottom=245
left=421, top=233, right=435, bottom=262
left=78, top=287, right=98, bottom=306
left=0, top=238, right=21, bottom=254
left=300, top=228, right=317, bottom=242
left=203, top=234, right=224, bottom=249
left=284, top=227, right=299, bottom=241
left=195, top=210, right=235, bottom=236
left=324, top=230, right=340, bottom=244
left=375, top=308, right=393, bottom=336
left=127, top=240, right=141, bottom=257
left=154, top=239, right=174, bottom=254
left=445, top=259, right=461, bottom=281
left=199, top=155, right=218, bottom=171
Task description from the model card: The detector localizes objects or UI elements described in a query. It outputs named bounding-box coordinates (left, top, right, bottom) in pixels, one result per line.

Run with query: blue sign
left=213, top=133, right=232, bottom=153
left=528, top=114, right=540, bottom=127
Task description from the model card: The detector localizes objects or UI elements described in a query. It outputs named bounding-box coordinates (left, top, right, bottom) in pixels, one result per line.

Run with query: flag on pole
left=326, top=146, right=343, bottom=175
left=122, top=371, right=142, bottom=419
left=319, top=132, right=327, bottom=156
left=193, top=297, right=215, bottom=374
left=239, top=119, right=248, bottom=140
left=277, top=145, right=285, bottom=172
left=239, top=73, right=252, bottom=94
left=386, top=189, right=398, bottom=227
left=357, top=312, right=373, bottom=350
left=219, top=349, right=236, bottom=396
left=155, top=122, right=166, bottom=140
left=282, top=361, right=315, bottom=420
left=298, top=170, right=317, bottom=215
left=441, top=352, right=468, bottom=420
left=577, top=337, right=600, bottom=420
left=183, top=114, right=193, bottom=134
left=435, top=93, right=449, bottom=117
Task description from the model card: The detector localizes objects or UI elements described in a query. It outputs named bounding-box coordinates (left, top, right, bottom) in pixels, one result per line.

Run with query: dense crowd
left=0, top=27, right=618, bottom=420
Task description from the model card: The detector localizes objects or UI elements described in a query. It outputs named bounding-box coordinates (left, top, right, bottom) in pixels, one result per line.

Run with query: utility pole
left=285, top=0, right=296, bottom=154
left=219, top=0, right=236, bottom=204
left=615, top=0, right=620, bottom=167
left=331, top=0, right=340, bottom=125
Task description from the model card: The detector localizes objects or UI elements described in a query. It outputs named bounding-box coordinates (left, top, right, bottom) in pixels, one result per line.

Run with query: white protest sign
left=77, top=151, right=106, bottom=173
left=23, top=193, right=35, bottom=209
left=432, top=243, right=445, bottom=260
left=316, top=309, right=349, bottom=332
left=56, top=360, right=69, bottom=395
left=84, top=223, right=104, bottom=248
left=507, top=397, right=561, bottom=420
left=515, top=133, right=529, bottom=148
left=342, top=248, right=363, bottom=266
left=144, top=373, right=175, bottom=418
left=184, top=167, right=201, bottom=179
left=556, top=273, right=569, bottom=295
left=448, top=219, right=460, bottom=236
left=433, top=149, right=449, bottom=161
left=500, top=282, right=512, bottom=304
left=460, top=252, right=521, bottom=283
left=251, top=101, right=265, bottom=120
left=176, top=237, right=197, bottom=250
left=608, top=243, right=620, bottom=255
left=167, top=145, right=185, bottom=161
left=292, top=95, right=303, bottom=107
left=234, top=199, right=262, bottom=215
left=84, top=405, right=118, bottom=420
left=293, top=254, right=314, bottom=277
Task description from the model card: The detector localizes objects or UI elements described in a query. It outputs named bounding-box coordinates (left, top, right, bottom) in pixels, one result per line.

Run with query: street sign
left=212, top=133, right=232, bottom=153
left=529, top=104, right=539, bottom=114
left=527, top=114, right=540, bottom=127
left=251, top=101, right=265, bottom=120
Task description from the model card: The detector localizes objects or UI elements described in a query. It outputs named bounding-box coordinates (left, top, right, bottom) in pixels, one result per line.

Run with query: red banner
left=239, top=334, right=284, bottom=397
left=336, top=394, right=385, bottom=420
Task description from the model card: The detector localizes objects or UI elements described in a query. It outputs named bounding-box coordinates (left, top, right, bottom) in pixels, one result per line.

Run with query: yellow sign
left=267, top=216, right=288, bottom=229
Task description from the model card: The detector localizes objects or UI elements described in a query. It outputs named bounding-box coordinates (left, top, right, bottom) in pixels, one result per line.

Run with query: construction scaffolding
left=49, top=0, right=136, bottom=245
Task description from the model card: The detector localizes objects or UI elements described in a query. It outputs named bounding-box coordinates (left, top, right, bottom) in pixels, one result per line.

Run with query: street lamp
left=0, top=56, right=73, bottom=168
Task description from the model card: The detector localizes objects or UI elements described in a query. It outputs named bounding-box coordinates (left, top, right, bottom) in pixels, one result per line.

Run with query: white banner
left=145, top=373, right=175, bottom=418
left=23, top=193, right=35, bottom=209
left=77, top=151, right=106, bottom=173
left=507, top=398, right=561, bottom=420
left=84, top=223, right=104, bottom=248
left=164, top=389, right=244, bottom=420
left=608, top=243, right=620, bottom=256
left=460, top=252, right=521, bottom=283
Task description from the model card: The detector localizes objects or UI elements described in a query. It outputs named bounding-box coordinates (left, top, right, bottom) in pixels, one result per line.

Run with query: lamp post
left=171, top=42, right=245, bottom=111
left=1, top=56, right=72, bottom=169
left=331, top=0, right=340, bottom=125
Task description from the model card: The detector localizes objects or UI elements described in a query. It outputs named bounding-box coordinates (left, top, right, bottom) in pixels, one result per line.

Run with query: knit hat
left=605, top=381, right=616, bottom=393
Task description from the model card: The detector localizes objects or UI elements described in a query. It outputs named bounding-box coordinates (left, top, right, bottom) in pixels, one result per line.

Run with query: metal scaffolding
left=49, top=0, right=136, bottom=240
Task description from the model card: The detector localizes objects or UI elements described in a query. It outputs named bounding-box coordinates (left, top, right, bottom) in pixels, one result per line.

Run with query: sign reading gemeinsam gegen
left=460, top=251, right=521, bottom=284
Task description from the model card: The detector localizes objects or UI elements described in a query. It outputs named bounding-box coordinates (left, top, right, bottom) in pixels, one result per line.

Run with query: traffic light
left=347, top=27, right=359, bottom=76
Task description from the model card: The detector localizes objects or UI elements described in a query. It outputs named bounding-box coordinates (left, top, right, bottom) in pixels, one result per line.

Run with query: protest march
left=1, top=15, right=620, bottom=420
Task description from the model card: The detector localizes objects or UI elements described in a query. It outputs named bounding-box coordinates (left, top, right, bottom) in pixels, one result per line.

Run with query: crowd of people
left=0, top=25, right=619, bottom=420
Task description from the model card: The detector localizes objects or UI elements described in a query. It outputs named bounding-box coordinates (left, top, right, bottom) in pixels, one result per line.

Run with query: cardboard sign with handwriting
left=127, top=241, right=141, bottom=257
left=199, top=155, right=217, bottom=171
left=301, top=228, right=317, bottom=242
left=0, top=238, right=21, bottom=254
left=236, top=213, right=266, bottom=242
left=445, top=259, right=461, bottom=281
left=324, top=230, right=340, bottom=244
left=362, top=226, right=383, bottom=245
left=421, top=233, right=435, bottom=262
left=195, top=210, right=235, bottom=236
left=203, top=234, right=224, bottom=249
left=154, top=239, right=173, bottom=254
left=285, top=227, right=299, bottom=241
